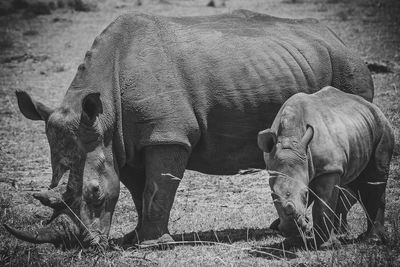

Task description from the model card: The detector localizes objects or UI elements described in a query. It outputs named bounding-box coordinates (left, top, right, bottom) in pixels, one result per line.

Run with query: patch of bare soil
left=1, top=0, right=399, bottom=266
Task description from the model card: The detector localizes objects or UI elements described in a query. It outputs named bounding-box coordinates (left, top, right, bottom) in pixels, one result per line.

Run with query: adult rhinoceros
left=5, top=10, right=373, bottom=248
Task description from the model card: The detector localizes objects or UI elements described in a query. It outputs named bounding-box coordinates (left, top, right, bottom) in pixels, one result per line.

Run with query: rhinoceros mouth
left=4, top=189, right=105, bottom=249
left=278, top=214, right=311, bottom=238
left=294, top=214, right=311, bottom=232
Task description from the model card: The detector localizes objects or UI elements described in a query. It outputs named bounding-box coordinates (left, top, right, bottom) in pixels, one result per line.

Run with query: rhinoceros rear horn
left=33, top=189, right=74, bottom=225
left=33, top=190, right=65, bottom=210
left=300, top=125, right=314, bottom=149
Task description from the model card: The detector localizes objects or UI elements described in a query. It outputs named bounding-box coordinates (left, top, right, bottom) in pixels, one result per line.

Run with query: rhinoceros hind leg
left=355, top=179, right=387, bottom=243
left=355, top=133, right=392, bottom=243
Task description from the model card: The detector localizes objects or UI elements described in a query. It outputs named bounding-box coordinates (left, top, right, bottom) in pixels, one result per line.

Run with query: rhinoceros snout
left=283, top=202, right=296, bottom=216
left=278, top=212, right=310, bottom=237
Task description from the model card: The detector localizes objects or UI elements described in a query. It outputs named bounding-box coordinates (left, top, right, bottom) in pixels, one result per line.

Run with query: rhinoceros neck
left=61, top=30, right=126, bottom=169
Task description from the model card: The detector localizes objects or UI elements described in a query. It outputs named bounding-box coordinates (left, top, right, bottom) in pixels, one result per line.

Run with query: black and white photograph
left=0, top=0, right=399, bottom=265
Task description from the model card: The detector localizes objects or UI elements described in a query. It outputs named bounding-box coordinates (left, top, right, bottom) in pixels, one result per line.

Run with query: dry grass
left=1, top=0, right=400, bottom=266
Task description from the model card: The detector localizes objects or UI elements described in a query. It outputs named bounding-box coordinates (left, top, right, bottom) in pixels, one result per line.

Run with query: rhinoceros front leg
left=120, top=164, right=146, bottom=244
left=334, top=187, right=357, bottom=235
left=137, top=144, right=188, bottom=245
left=311, top=173, right=341, bottom=249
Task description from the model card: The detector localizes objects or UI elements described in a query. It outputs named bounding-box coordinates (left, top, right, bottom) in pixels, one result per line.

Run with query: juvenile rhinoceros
left=258, top=86, right=394, bottom=248
left=5, top=10, right=374, bottom=248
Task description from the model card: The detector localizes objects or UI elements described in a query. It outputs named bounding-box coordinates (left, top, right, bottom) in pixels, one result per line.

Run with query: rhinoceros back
left=96, top=11, right=373, bottom=174
left=281, top=87, right=388, bottom=183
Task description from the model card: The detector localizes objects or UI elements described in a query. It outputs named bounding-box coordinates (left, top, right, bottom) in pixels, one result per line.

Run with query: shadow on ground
left=249, top=235, right=374, bottom=260
left=172, top=227, right=278, bottom=243
left=112, top=227, right=279, bottom=248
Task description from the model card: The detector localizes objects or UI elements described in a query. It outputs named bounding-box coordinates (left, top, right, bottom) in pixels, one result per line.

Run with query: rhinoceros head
left=258, top=126, right=314, bottom=237
left=4, top=91, right=120, bottom=248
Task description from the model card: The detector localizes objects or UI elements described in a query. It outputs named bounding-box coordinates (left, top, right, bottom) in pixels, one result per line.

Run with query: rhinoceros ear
left=81, top=93, right=102, bottom=124
left=258, top=129, right=277, bottom=153
left=15, top=90, right=53, bottom=121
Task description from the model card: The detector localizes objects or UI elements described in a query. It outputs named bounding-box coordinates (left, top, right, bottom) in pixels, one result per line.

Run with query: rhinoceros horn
left=33, top=189, right=70, bottom=225
left=4, top=224, right=62, bottom=244
left=4, top=189, right=83, bottom=248
left=33, top=190, right=65, bottom=209
left=3, top=216, right=81, bottom=248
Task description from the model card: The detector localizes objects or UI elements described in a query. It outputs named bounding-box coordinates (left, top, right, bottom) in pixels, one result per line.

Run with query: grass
left=0, top=0, right=400, bottom=266
left=2, top=169, right=400, bottom=266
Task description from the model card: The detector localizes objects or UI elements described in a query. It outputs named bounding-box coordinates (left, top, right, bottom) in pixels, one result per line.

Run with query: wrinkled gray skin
left=258, top=86, right=394, bottom=248
left=5, top=10, right=374, bottom=248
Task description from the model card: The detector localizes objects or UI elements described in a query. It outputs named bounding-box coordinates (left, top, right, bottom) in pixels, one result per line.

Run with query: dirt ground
left=0, top=0, right=400, bottom=266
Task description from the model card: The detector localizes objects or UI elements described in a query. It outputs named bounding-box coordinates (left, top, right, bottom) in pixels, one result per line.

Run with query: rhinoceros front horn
left=4, top=223, right=63, bottom=244
left=3, top=218, right=80, bottom=248
left=4, top=189, right=83, bottom=248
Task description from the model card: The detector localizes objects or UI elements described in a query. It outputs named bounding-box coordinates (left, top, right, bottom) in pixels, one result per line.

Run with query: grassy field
left=0, top=0, right=399, bottom=266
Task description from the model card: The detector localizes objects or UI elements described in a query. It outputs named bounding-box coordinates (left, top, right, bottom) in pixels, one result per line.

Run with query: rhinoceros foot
left=357, top=223, right=387, bottom=245
left=269, top=218, right=280, bottom=231
left=334, top=223, right=351, bottom=236
left=122, top=230, right=174, bottom=249
left=139, top=233, right=174, bottom=249
left=121, top=229, right=140, bottom=246
left=319, top=236, right=341, bottom=250
left=281, top=236, right=305, bottom=249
